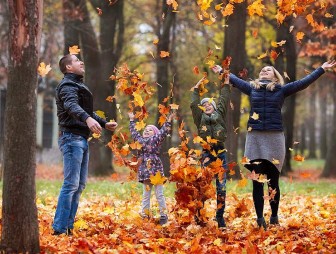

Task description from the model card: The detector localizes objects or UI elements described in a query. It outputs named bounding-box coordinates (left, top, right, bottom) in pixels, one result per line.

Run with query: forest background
left=0, top=0, right=335, bottom=253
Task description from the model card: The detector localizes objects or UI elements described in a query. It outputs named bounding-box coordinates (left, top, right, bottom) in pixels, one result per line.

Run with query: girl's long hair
left=250, top=66, right=284, bottom=91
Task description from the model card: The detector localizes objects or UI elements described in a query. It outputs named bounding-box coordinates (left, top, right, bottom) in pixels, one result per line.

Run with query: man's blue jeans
left=52, top=132, right=89, bottom=233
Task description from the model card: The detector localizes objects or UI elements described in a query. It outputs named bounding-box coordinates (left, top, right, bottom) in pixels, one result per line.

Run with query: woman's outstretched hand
left=321, top=60, right=336, bottom=71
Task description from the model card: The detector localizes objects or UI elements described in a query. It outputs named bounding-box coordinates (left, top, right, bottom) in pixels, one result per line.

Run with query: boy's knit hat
left=147, top=125, right=159, bottom=135
left=200, top=98, right=217, bottom=110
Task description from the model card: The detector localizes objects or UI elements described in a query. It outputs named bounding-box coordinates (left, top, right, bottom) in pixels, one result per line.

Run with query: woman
left=212, top=60, right=335, bottom=229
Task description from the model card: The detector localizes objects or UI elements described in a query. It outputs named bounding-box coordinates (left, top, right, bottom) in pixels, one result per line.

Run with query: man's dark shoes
left=52, top=228, right=73, bottom=236
left=257, top=217, right=267, bottom=230
left=270, top=216, right=279, bottom=225
left=215, top=216, right=226, bottom=228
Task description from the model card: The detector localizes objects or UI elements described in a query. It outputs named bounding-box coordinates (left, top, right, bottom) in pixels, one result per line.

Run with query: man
left=52, top=54, right=117, bottom=235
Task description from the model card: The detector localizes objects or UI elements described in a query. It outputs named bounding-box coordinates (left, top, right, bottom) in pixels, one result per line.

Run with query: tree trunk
left=307, top=89, right=317, bottom=158
left=223, top=1, right=247, bottom=178
left=156, top=0, right=175, bottom=175
left=300, top=123, right=306, bottom=155
left=322, top=84, right=336, bottom=177
left=319, top=89, right=327, bottom=159
left=275, top=17, right=296, bottom=175
left=1, top=1, right=42, bottom=252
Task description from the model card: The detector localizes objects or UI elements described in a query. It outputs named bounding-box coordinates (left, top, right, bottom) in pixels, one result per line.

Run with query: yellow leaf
left=296, top=32, right=305, bottom=42
left=69, top=45, right=80, bottom=55
left=215, top=44, right=221, bottom=50
left=160, top=51, right=170, bottom=58
left=132, top=91, right=144, bottom=107
left=129, top=141, right=142, bottom=150
left=215, top=3, right=222, bottom=10
left=257, top=51, right=268, bottom=59
left=201, top=126, right=207, bottom=131
left=92, top=133, right=101, bottom=139
left=325, top=13, right=333, bottom=18
left=169, top=103, right=179, bottom=110
left=135, top=120, right=146, bottom=131
left=294, top=154, right=305, bottom=162
left=95, top=110, right=106, bottom=119
left=221, top=3, right=234, bottom=16
left=150, top=171, right=167, bottom=185
left=247, top=0, right=265, bottom=17
left=213, top=238, right=222, bottom=246
left=206, top=60, right=215, bottom=68
left=198, top=105, right=206, bottom=112
left=153, top=38, right=159, bottom=45
left=251, top=112, right=259, bottom=120
left=272, top=158, right=280, bottom=165
left=237, top=177, right=248, bottom=188
left=247, top=127, right=252, bottom=132
left=284, top=72, right=290, bottom=80
left=193, top=136, right=204, bottom=144
left=37, top=62, right=52, bottom=77
left=74, top=219, right=88, bottom=230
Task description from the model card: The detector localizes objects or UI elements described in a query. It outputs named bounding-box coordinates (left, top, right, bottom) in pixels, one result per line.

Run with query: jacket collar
left=64, top=73, right=84, bottom=82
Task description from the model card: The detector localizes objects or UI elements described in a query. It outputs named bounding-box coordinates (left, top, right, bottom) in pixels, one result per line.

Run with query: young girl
left=190, top=75, right=230, bottom=228
left=128, top=112, right=175, bottom=225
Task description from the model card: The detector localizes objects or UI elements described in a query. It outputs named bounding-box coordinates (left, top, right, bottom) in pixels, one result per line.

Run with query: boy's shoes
left=159, top=215, right=168, bottom=225
left=257, top=217, right=267, bottom=230
left=215, top=216, right=226, bottom=228
left=270, top=216, right=279, bottom=225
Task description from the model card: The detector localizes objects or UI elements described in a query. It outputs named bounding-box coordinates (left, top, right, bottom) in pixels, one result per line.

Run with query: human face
left=202, top=102, right=215, bottom=115
left=67, top=55, right=85, bottom=75
left=259, top=66, right=275, bottom=80
left=143, top=126, right=155, bottom=138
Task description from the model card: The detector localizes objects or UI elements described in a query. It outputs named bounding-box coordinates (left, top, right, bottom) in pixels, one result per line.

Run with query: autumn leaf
left=270, top=50, right=279, bottom=60
left=150, top=171, right=167, bottom=185
left=92, top=133, right=101, bottom=139
left=272, top=158, right=280, bottom=165
left=135, top=120, right=146, bottom=131
left=257, top=51, right=267, bottom=59
left=294, top=154, right=305, bottom=162
left=129, top=141, right=142, bottom=150
left=247, top=0, right=265, bottom=17
left=69, top=45, right=80, bottom=55
left=193, top=136, right=204, bottom=144
left=237, top=177, right=248, bottom=188
left=96, top=7, right=102, bottom=15
left=160, top=51, right=170, bottom=58
left=132, top=91, right=144, bottom=107
left=166, top=0, right=178, bottom=10
left=169, top=103, right=179, bottom=110
left=325, top=13, right=333, bottom=18
left=106, top=95, right=116, bottom=102
left=221, top=3, right=234, bottom=17
left=95, top=110, right=106, bottom=119
left=284, top=71, right=290, bottom=80
left=193, top=66, right=200, bottom=75
left=252, top=29, right=258, bottom=38
left=241, top=156, right=250, bottom=164
left=153, top=38, right=159, bottom=45
left=37, top=62, right=52, bottom=77
left=296, top=32, right=305, bottom=43
left=205, top=60, right=215, bottom=68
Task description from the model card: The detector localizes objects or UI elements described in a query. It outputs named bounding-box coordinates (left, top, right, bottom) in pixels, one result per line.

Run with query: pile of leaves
left=31, top=191, right=336, bottom=253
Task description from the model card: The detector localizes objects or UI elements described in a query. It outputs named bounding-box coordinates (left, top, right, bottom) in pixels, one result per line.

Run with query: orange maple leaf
left=69, top=45, right=80, bottom=55
left=150, top=171, right=167, bottom=185
left=221, top=3, right=234, bottom=17
left=160, top=51, right=170, bottom=58
left=37, top=62, right=52, bottom=77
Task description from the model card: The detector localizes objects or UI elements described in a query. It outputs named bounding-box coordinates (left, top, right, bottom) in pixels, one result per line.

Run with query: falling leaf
left=135, top=120, right=146, bottom=131
left=170, top=104, right=179, bottom=110
left=215, top=3, right=223, bottom=11
left=129, top=141, right=142, bottom=150
left=69, top=45, right=81, bottom=55
left=213, top=238, right=222, bottom=246
left=325, top=13, right=333, bottom=18
left=96, top=7, right=102, bottom=15
left=106, top=95, right=116, bottom=102
left=241, top=156, right=250, bottom=164
left=252, top=28, right=258, bottom=38
left=133, top=91, right=144, bottom=107
left=284, top=72, right=290, bottom=80
left=150, top=171, right=167, bottom=185
left=193, top=66, right=200, bottom=74
left=257, top=51, right=268, bottom=59
left=221, top=3, right=234, bottom=16
left=160, top=51, right=170, bottom=58
left=198, top=105, right=206, bottom=112
left=237, top=177, right=248, bottom=188
left=247, top=127, right=252, bottom=132
left=149, top=51, right=155, bottom=59
left=92, top=133, right=101, bottom=139
left=251, top=112, right=259, bottom=120
left=215, top=44, right=221, bottom=50
left=294, top=154, right=305, bottom=162
left=95, top=110, right=106, bottom=119
left=37, top=62, right=52, bottom=77
left=153, top=38, right=159, bottom=45
left=206, top=60, right=215, bottom=68
left=289, top=25, right=294, bottom=33
left=270, top=50, right=279, bottom=60
left=272, top=158, right=280, bottom=165
left=296, top=32, right=305, bottom=43
left=247, top=0, right=266, bottom=16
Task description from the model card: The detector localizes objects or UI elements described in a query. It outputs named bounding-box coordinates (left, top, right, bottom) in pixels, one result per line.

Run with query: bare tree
left=1, top=0, right=42, bottom=252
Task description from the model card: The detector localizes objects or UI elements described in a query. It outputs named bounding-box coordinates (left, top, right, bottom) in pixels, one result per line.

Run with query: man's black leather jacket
left=55, top=73, right=107, bottom=138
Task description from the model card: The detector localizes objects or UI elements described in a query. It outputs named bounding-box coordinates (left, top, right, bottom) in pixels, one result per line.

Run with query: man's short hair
left=59, top=54, right=73, bottom=74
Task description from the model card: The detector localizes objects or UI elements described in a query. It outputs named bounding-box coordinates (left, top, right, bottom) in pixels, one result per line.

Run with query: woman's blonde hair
left=250, top=66, right=284, bottom=91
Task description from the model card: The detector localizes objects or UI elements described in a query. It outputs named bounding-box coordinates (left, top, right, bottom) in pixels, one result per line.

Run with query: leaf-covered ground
left=33, top=163, right=335, bottom=254
left=38, top=192, right=335, bottom=253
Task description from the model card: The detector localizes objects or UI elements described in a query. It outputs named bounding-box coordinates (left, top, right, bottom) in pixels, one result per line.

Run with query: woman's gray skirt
left=244, top=130, right=285, bottom=172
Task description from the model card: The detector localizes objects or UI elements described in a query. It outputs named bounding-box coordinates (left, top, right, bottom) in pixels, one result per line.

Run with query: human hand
left=86, top=117, right=102, bottom=134
left=321, top=60, right=336, bottom=71
left=167, top=111, right=176, bottom=122
left=194, top=77, right=206, bottom=89
left=211, top=65, right=223, bottom=74
left=105, top=121, right=118, bottom=132
left=128, top=112, right=135, bottom=121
